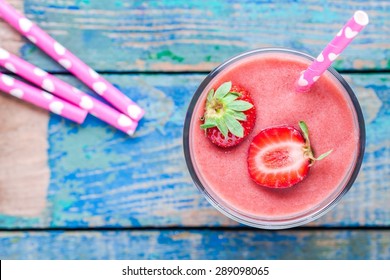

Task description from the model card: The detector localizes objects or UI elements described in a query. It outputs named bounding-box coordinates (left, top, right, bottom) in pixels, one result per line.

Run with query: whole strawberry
left=247, top=121, right=332, bottom=188
left=200, top=81, right=256, bottom=148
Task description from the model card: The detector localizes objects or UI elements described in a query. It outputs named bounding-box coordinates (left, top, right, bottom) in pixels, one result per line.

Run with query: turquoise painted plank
left=0, top=230, right=389, bottom=259
left=16, top=0, right=390, bottom=72
left=0, top=73, right=388, bottom=228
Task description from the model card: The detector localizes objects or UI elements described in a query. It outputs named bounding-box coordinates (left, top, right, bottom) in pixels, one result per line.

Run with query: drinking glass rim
left=183, top=47, right=366, bottom=229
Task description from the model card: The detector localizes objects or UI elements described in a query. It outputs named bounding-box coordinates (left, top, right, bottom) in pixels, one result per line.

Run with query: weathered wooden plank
left=0, top=94, right=50, bottom=216
left=9, top=0, right=389, bottom=72
left=0, top=229, right=389, bottom=259
left=0, top=73, right=388, bottom=228
left=0, top=0, right=51, bottom=216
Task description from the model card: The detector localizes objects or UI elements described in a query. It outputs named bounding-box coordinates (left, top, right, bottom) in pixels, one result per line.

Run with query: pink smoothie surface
left=189, top=51, right=360, bottom=219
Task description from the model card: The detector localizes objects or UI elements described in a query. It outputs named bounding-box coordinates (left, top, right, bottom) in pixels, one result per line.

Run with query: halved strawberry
left=200, top=81, right=256, bottom=148
left=247, top=121, right=332, bottom=188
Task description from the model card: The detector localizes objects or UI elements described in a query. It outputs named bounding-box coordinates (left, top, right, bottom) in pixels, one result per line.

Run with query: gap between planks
left=1, top=226, right=390, bottom=232
left=2, top=70, right=390, bottom=76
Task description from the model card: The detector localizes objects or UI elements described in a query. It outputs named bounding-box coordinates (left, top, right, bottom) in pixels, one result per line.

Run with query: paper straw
left=0, top=48, right=138, bottom=135
left=296, top=11, right=369, bottom=92
left=0, top=73, right=87, bottom=123
left=0, top=0, right=145, bottom=121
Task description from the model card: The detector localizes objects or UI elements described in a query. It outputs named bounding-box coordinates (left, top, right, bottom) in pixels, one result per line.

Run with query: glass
left=183, top=48, right=365, bottom=229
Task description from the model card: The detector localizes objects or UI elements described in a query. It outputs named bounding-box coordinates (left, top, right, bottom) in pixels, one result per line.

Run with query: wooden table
left=0, top=0, right=389, bottom=259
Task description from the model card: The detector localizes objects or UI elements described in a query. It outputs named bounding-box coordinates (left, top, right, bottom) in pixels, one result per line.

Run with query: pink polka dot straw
left=0, top=0, right=145, bottom=123
left=0, top=73, right=87, bottom=124
left=296, top=11, right=369, bottom=92
left=0, top=48, right=138, bottom=135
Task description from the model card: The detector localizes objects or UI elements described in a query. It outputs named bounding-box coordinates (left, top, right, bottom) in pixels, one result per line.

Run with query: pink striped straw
left=0, top=48, right=138, bottom=135
left=0, top=0, right=144, bottom=122
left=296, top=11, right=369, bottom=92
left=0, top=73, right=87, bottom=123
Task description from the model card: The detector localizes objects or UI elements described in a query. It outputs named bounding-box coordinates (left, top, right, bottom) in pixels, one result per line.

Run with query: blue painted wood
left=0, top=73, right=388, bottom=228
left=18, top=0, right=390, bottom=72
left=0, top=230, right=389, bottom=259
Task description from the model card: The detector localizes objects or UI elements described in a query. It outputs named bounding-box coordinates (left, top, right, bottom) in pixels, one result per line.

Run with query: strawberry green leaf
left=224, top=114, right=244, bottom=137
left=216, top=118, right=229, bottom=137
left=200, top=123, right=216, bottom=129
left=214, top=81, right=232, bottom=99
left=299, top=121, right=310, bottom=143
left=200, top=118, right=217, bottom=129
left=207, top=89, right=214, bottom=102
left=315, top=149, right=333, bottom=161
left=227, top=109, right=246, bottom=121
left=223, top=93, right=239, bottom=104
left=228, top=100, right=254, bottom=111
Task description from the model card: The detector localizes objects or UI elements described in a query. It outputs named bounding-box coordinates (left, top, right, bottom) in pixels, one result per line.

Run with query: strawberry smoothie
left=184, top=49, right=365, bottom=229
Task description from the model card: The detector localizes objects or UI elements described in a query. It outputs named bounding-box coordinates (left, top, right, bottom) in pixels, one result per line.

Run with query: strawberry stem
left=299, top=120, right=333, bottom=165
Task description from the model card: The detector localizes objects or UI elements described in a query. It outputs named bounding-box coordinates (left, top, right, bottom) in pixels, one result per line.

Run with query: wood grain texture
left=0, top=0, right=50, bottom=216
left=0, top=73, right=388, bottom=228
left=0, top=230, right=389, bottom=259
left=17, top=0, right=390, bottom=72
left=0, top=95, right=49, bottom=216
